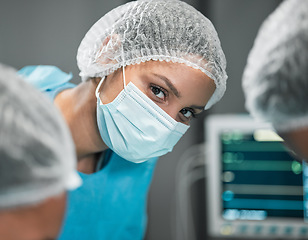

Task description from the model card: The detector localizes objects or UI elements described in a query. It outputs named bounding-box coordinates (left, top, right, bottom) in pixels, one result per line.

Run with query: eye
left=151, top=85, right=166, bottom=100
left=180, top=108, right=196, bottom=120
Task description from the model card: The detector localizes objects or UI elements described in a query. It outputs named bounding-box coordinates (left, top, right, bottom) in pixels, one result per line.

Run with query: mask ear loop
left=122, top=65, right=126, bottom=89
left=95, top=76, right=106, bottom=99
left=121, top=37, right=127, bottom=90
left=96, top=42, right=126, bottom=100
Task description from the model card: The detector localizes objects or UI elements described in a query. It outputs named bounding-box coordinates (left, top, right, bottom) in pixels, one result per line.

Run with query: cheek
left=184, top=84, right=215, bottom=107
left=279, top=132, right=308, bottom=161
left=197, top=88, right=214, bottom=106
left=198, top=81, right=216, bottom=106
left=177, top=76, right=216, bottom=108
left=99, top=76, right=124, bottom=104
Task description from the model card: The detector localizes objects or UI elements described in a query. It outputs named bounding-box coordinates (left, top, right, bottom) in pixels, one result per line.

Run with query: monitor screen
left=205, top=114, right=308, bottom=239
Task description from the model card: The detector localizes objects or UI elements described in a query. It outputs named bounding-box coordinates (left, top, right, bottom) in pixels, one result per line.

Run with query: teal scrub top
left=18, top=65, right=158, bottom=240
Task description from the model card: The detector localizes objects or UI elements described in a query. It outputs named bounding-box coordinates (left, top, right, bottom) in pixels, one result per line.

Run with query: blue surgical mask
left=95, top=67, right=189, bottom=163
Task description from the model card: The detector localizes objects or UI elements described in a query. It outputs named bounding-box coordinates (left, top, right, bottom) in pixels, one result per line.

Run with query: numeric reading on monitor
left=221, top=130, right=303, bottom=220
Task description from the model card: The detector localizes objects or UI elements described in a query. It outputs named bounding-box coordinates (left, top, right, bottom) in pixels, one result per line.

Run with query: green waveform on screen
left=224, top=160, right=302, bottom=173
left=223, top=142, right=288, bottom=152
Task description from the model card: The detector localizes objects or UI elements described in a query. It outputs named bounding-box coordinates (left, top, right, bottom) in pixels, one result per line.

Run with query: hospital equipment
left=205, top=114, right=308, bottom=239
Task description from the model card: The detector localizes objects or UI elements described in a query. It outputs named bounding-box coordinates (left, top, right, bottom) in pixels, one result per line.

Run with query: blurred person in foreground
left=242, top=0, right=308, bottom=161
left=0, top=64, right=81, bottom=240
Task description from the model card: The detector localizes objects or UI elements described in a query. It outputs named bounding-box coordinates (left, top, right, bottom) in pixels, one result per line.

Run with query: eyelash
left=150, top=84, right=167, bottom=101
left=150, top=84, right=197, bottom=121
left=181, top=108, right=197, bottom=120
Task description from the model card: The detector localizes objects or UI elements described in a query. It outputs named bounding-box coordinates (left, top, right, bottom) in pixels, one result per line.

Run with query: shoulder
left=18, top=65, right=73, bottom=91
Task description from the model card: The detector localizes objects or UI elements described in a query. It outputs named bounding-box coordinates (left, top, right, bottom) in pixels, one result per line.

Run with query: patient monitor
left=205, top=114, right=308, bottom=239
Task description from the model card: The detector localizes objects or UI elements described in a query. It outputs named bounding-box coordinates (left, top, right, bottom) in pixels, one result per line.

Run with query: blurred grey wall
left=0, top=0, right=125, bottom=79
left=0, top=0, right=280, bottom=240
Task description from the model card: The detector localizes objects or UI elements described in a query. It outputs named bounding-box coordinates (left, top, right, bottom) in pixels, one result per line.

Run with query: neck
left=54, top=80, right=108, bottom=161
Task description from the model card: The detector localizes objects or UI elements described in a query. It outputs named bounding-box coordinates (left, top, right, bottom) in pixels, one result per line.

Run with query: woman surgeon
left=18, top=0, right=227, bottom=239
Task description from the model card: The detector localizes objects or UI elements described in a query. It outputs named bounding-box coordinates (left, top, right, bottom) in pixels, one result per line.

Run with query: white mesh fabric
left=242, top=0, right=308, bottom=131
left=77, top=0, right=227, bottom=109
left=0, top=64, right=81, bottom=210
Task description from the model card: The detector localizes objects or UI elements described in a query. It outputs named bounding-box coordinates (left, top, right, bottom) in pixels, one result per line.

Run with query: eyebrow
left=152, top=73, right=181, bottom=98
left=190, top=105, right=205, bottom=110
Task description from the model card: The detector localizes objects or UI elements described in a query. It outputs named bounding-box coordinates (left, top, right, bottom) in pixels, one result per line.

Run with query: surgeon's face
left=98, top=61, right=216, bottom=125
left=278, top=127, right=308, bottom=162
left=0, top=192, right=66, bottom=240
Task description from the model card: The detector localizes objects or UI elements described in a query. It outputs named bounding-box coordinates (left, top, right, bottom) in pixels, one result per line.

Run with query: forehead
left=126, top=60, right=216, bottom=106
left=126, top=60, right=212, bottom=81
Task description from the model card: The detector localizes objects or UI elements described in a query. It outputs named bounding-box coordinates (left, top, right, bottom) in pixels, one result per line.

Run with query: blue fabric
left=18, top=65, right=76, bottom=99
left=18, top=65, right=158, bottom=240
left=18, top=65, right=73, bottom=91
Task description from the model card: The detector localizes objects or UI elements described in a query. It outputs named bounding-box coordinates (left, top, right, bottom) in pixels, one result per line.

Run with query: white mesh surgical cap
left=77, top=0, right=227, bottom=109
left=242, top=0, right=308, bottom=131
left=0, top=64, right=81, bottom=210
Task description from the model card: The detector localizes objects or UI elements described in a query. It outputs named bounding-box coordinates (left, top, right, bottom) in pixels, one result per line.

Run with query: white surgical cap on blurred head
left=77, top=0, right=227, bottom=110
left=0, top=64, right=81, bottom=210
left=242, top=0, right=308, bottom=132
